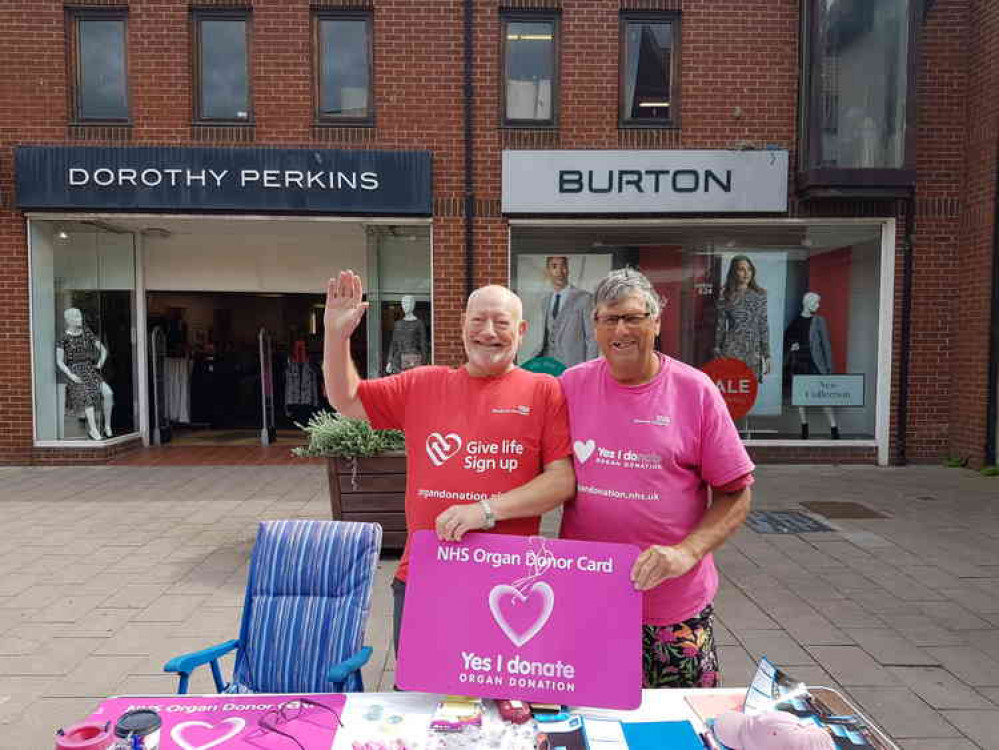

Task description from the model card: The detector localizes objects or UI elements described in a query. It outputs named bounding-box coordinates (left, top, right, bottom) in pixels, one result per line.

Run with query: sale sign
left=396, top=531, right=642, bottom=710
left=86, top=694, right=345, bottom=749
left=700, top=357, right=759, bottom=420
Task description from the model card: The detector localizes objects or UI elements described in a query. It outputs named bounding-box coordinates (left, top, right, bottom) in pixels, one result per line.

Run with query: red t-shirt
left=358, top=366, right=572, bottom=581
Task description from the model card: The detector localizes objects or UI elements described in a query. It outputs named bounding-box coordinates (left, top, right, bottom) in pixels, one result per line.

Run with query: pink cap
left=55, top=721, right=114, bottom=750
left=714, top=711, right=836, bottom=750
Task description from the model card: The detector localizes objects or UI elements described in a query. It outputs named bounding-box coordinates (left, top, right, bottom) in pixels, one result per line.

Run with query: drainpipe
left=896, top=193, right=915, bottom=465
left=986, top=150, right=999, bottom=466
left=463, top=0, right=476, bottom=300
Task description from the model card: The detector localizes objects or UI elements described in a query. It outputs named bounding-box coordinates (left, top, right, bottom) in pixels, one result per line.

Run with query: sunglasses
left=256, top=697, right=344, bottom=750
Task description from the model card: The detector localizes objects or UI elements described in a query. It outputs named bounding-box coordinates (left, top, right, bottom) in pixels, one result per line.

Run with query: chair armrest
left=327, top=646, right=373, bottom=684
left=163, top=639, right=239, bottom=675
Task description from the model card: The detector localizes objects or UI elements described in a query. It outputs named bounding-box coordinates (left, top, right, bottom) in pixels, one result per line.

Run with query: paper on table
left=582, top=717, right=628, bottom=748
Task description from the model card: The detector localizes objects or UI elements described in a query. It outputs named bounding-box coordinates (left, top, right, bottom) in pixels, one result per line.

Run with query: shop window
left=30, top=222, right=137, bottom=443
left=70, top=10, right=129, bottom=122
left=799, top=0, right=916, bottom=194
left=315, top=12, right=373, bottom=125
left=620, top=14, right=678, bottom=127
left=511, top=223, right=887, bottom=443
left=194, top=10, right=251, bottom=123
left=502, top=14, right=559, bottom=127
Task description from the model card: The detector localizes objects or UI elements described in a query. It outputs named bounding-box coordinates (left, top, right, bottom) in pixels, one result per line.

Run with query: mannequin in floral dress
left=56, top=307, right=114, bottom=440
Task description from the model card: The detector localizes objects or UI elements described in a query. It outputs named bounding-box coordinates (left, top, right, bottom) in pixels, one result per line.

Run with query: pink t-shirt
left=559, top=354, right=755, bottom=625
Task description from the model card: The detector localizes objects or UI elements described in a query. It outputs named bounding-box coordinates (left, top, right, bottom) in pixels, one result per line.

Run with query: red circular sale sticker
left=700, top=357, right=759, bottom=420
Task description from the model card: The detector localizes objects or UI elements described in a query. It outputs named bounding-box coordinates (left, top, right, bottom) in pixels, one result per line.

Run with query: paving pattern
left=0, top=463, right=997, bottom=748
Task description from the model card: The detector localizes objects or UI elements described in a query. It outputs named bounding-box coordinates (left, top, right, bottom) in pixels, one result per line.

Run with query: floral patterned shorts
left=642, top=604, right=720, bottom=689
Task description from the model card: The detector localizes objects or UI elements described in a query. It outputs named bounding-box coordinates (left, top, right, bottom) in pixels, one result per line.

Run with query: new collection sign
left=792, top=375, right=866, bottom=407
left=15, top=145, right=432, bottom=214
left=502, top=149, right=789, bottom=213
left=397, top=531, right=642, bottom=710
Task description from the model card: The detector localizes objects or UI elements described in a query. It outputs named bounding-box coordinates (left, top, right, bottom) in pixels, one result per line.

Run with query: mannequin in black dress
left=386, top=295, right=428, bottom=374
left=55, top=307, right=114, bottom=440
left=784, top=292, right=839, bottom=440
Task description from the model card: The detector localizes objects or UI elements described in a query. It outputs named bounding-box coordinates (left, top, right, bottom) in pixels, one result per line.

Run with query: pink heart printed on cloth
left=396, top=531, right=642, bottom=710
left=86, top=694, right=346, bottom=749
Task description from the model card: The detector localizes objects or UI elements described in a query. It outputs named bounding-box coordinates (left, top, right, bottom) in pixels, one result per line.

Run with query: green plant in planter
left=293, top=410, right=405, bottom=459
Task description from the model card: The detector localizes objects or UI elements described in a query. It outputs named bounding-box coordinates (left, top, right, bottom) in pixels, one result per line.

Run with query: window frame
left=618, top=11, right=680, bottom=129
left=312, top=10, right=375, bottom=127
left=797, top=0, right=919, bottom=196
left=69, top=8, right=131, bottom=124
left=500, top=11, right=561, bottom=129
left=192, top=8, right=253, bottom=125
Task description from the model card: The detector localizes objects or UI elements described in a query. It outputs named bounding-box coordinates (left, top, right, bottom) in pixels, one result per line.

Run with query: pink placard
left=86, top=693, right=345, bottom=749
left=397, top=531, right=642, bottom=710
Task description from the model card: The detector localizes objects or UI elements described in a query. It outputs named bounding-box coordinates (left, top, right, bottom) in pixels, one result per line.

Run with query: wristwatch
left=478, top=499, right=497, bottom=530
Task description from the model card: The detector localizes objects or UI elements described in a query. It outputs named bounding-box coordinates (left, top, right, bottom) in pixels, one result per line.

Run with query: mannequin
left=386, top=295, right=428, bottom=374
left=56, top=308, right=114, bottom=441
left=784, top=292, right=838, bottom=439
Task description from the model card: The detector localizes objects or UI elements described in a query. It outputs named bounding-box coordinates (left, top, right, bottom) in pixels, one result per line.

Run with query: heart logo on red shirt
left=426, top=432, right=463, bottom=466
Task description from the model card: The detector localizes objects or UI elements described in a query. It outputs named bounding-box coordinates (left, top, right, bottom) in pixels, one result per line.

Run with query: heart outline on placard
left=573, top=439, right=595, bottom=463
left=488, top=581, right=555, bottom=647
left=426, top=432, right=462, bottom=466
left=170, top=717, right=246, bottom=750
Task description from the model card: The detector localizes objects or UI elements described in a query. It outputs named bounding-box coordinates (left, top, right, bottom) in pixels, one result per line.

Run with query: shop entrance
left=146, top=291, right=338, bottom=445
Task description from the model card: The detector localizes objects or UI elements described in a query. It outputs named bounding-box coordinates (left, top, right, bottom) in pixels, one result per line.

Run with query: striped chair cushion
left=231, top=520, right=382, bottom=693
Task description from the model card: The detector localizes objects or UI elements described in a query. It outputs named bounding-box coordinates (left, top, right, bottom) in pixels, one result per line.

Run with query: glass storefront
left=30, top=221, right=138, bottom=442
left=512, top=221, right=887, bottom=442
left=29, top=217, right=432, bottom=445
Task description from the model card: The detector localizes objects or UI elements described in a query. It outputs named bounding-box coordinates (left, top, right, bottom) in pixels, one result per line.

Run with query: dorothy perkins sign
left=502, top=149, right=789, bottom=213
left=15, top=146, right=432, bottom=214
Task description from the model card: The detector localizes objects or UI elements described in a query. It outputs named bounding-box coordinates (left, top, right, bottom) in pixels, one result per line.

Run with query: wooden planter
left=326, top=451, right=407, bottom=550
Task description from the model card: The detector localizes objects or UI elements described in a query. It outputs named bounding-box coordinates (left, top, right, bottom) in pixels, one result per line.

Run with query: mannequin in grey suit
left=784, top=292, right=839, bottom=439
left=525, top=256, right=598, bottom=367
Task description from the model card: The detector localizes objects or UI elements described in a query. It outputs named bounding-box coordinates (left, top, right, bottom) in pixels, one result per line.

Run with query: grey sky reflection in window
left=623, top=21, right=671, bottom=122
left=79, top=20, right=128, bottom=120
left=199, top=19, right=249, bottom=120
left=320, top=19, right=370, bottom=118
left=505, top=20, right=555, bottom=122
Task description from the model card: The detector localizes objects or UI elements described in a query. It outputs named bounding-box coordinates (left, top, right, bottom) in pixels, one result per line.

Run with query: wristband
left=478, top=499, right=496, bottom=530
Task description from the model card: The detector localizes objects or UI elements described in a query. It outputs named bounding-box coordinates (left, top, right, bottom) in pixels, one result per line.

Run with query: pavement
left=0, top=463, right=998, bottom=749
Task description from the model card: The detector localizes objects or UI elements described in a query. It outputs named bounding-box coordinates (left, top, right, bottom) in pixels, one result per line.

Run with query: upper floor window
left=315, top=12, right=373, bottom=124
left=620, top=14, right=678, bottom=127
left=502, top=14, right=559, bottom=127
left=194, top=10, right=251, bottom=123
left=71, top=11, right=129, bottom=122
left=799, top=0, right=916, bottom=193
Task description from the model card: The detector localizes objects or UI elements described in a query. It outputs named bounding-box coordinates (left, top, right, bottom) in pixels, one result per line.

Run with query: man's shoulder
left=559, top=357, right=604, bottom=388
left=566, top=285, right=593, bottom=301
left=664, top=357, right=718, bottom=395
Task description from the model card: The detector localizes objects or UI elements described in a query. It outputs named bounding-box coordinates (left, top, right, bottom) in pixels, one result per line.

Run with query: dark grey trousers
left=391, top=577, right=406, bottom=658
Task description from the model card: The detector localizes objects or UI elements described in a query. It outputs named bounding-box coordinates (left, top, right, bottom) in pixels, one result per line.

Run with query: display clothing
left=387, top=318, right=428, bottom=373
left=783, top=315, right=832, bottom=376
left=525, top=285, right=598, bottom=367
left=559, top=354, right=755, bottom=625
left=642, top=604, right=719, bottom=689
left=163, top=357, right=192, bottom=423
left=58, top=328, right=105, bottom=414
left=714, top=289, right=770, bottom=381
left=284, top=361, right=320, bottom=409
left=358, top=365, right=572, bottom=582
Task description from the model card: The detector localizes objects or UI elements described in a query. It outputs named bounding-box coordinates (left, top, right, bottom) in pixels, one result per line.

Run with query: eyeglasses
left=594, top=312, right=652, bottom=328
left=256, top=697, right=344, bottom=750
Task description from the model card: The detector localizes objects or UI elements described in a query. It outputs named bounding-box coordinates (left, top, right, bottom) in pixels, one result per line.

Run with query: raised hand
left=324, top=270, right=369, bottom=341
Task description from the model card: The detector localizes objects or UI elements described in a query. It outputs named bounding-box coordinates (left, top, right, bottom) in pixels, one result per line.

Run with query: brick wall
left=1, top=0, right=997, bottom=465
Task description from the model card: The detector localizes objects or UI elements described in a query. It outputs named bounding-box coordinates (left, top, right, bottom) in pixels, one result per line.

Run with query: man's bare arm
left=631, top=485, right=751, bottom=590
left=435, top=457, right=575, bottom=541
left=323, top=270, right=370, bottom=421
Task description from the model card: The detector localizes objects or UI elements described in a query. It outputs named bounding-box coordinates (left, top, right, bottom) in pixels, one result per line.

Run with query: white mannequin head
left=401, top=295, right=416, bottom=319
left=802, top=292, right=821, bottom=316
left=64, top=307, right=83, bottom=332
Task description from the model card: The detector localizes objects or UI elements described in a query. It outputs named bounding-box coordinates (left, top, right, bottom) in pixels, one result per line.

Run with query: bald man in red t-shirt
left=323, top=271, right=574, bottom=654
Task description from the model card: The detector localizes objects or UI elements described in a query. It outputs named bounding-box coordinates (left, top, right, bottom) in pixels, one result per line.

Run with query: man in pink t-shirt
left=323, top=271, right=574, bottom=654
left=559, top=268, right=754, bottom=689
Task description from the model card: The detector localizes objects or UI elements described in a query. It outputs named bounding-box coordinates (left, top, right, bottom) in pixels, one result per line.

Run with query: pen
left=699, top=730, right=721, bottom=750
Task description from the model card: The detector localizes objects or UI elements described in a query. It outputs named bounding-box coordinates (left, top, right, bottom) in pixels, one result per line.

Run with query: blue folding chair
left=164, top=519, right=382, bottom=694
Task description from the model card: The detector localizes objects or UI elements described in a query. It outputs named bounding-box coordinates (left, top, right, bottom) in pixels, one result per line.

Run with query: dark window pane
left=623, top=21, right=672, bottom=122
left=78, top=19, right=128, bottom=120
left=319, top=19, right=370, bottom=119
left=811, top=0, right=909, bottom=168
left=505, top=20, right=555, bottom=121
left=199, top=19, right=249, bottom=120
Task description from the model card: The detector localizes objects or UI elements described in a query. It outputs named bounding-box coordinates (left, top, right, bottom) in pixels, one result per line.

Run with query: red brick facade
left=0, top=0, right=996, bottom=466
